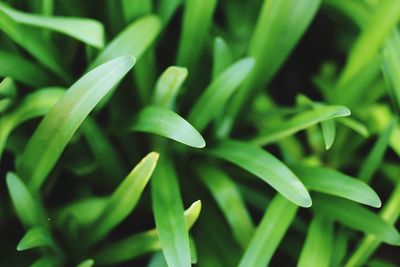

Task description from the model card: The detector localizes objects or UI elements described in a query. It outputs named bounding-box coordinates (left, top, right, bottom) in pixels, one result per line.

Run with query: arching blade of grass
left=221, top=0, right=321, bottom=136
left=6, top=172, right=45, bottom=228
left=0, top=9, right=67, bottom=79
left=336, top=0, right=400, bottom=90
left=238, top=194, right=298, bottom=267
left=358, top=118, right=396, bottom=183
left=0, top=88, right=64, bottom=160
left=251, top=105, right=350, bottom=145
left=345, top=184, right=400, bottom=267
left=196, top=164, right=254, bottom=247
left=0, top=2, right=104, bottom=48
left=212, top=37, right=234, bottom=79
left=91, top=16, right=161, bottom=68
left=152, top=155, right=191, bottom=267
left=17, top=56, right=135, bottom=192
left=84, top=152, right=158, bottom=246
left=188, top=58, right=254, bottom=132
left=0, top=51, right=56, bottom=87
left=291, top=164, right=381, bottom=207
left=153, top=66, right=188, bottom=108
left=94, top=201, right=201, bottom=265
left=313, top=194, right=400, bottom=245
left=17, top=227, right=55, bottom=251
left=208, top=139, right=312, bottom=207
left=297, top=214, right=333, bottom=267
left=176, top=0, right=217, bottom=71
left=131, top=105, right=205, bottom=148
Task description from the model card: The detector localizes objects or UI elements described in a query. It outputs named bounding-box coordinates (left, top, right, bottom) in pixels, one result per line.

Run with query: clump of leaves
left=1, top=0, right=400, bottom=266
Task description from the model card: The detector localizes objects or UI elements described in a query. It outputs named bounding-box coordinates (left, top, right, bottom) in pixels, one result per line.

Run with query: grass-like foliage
left=1, top=0, right=400, bottom=266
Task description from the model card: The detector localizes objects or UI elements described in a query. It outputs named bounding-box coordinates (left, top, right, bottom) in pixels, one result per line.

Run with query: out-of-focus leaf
left=152, top=155, right=191, bottom=267
left=153, top=66, right=188, bottom=108
left=297, top=215, right=333, bottom=267
left=188, top=58, right=254, bottom=132
left=358, top=118, right=397, bottom=183
left=94, top=201, right=201, bottom=265
left=337, top=117, right=369, bottom=137
left=91, top=16, right=161, bottom=68
left=17, top=227, right=55, bottom=251
left=196, top=164, right=254, bottom=247
left=313, top=194, right=400, bottom=245
left=238, top=194, right=298, bottom=267
left=131, top=105, right=205, bottom=148
left=321, top=120, right=336, bottom=150
left=84, top=152, right=158, bottom=245
left=0, top=51, right=55, bottom=87
left=251, top=105, right=350, bottom=145
left=0, top=77, right=16, bottom=113
left=209, top=139, right=312, bottom=207
left=291, top=164, right=381, bottom=207
left=176, top=0, right=217, bottom=71
left=157, top=0, right=182, bottom=24
left=17, top=56, right=135, bottom=191
left=0, top=3, right=104, bottom=48
left=212, top=37, right=234, bottom=78
left=76, top=259, right=95, bottom=267
left=6, top=172, right=45, bottom=228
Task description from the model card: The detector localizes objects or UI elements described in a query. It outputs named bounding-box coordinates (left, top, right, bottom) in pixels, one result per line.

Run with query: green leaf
left=358, top=118, right=397, bottom=183
left=176, top=0, right=217, bottom=71
left=6, top=172, right=45, bottom=228
left=91, top=15, right=161, bottom=68
left=337, top=117, right=369, bottom=137
left=321, top=120, right=336, bottom=150
left=84, top=152, right=158, bottom=245
left=196, top=164, right=254, bottom=247
left=0, top=88, right=64, bottom=159
left=17, top=227, right=54, bottom=251
left=153, top=66, right=188, bottom=108
left=17, top=56, right=135, bottom=191
left=188, top=57, right=254, bottom=132
left=238, top=194, right=298, bottom=267
left=313, top=194, right=400, bottom=245
left=212, top=37, right=233, bottom=79
left=0, top=50, right=56, bottom=87
left=131, top=105, right=205, bottom=148
left=337, top=0, right=400, bottom=89
left=93, top=201, right=201, bottom=265
left=251, top=105, right=351, bottom=145
left=157, top=0, right=182, bottom=24
left=76, top=259, right=95, bottom=267
left=152, top=155, right=191, bottom=267
left=0, top=3, right=104, bottom=48
left=0, top=77, right=16, bottom=113
left=0, top=8, right=67, bottom=79
left=291, top=164, right=381, bottom=207
left=209, top=139, right=312, bottom=207
left=297, top=214, right=333, bottom=267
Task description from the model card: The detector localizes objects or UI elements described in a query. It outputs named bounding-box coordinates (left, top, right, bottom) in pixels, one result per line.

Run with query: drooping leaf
left=291, top=164, right=381, bottom=207
left=0, top=2, right=104, bottom=48
left=188, top=57, right=254, bottom=132
left=84, top=152, right=158, bottom=246
left=17, top=56, right=135, bottom=191
left=321, top=120, right=336, bottom=150
left=337, top=117, right=369, bottom=137
left=151, top=155, right=191, bottom=267
left=251, top=105, right=351, bottom=145
left=238, top=194, right=298, bottom=267
left=196, top=164, right=254, bottom=247
left=313, top=194, right=400, bottom=245
left=208, top=139, right=312, bottom=207
left=297, top=215, right=333, bottom=267
left=131, top=105, right=205, bottom=148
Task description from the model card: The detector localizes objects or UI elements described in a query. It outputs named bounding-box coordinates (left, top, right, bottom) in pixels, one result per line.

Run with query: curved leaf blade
left=17, top=56, right=135, bottom=191
left=291, top=165, right=382, bottom=207
left=209, top=139, right=312, bottom=207
left=131, top=105, right=205, bottom=148
left=17, top=227, right=54, bottom=251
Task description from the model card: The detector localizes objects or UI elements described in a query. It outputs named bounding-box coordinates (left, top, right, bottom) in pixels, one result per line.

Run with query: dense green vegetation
left=0, top=0, right=400, bottom=266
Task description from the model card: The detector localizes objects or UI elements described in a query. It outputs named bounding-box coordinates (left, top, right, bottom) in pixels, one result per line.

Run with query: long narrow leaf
left=208, top=139, right=312, bottom=207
